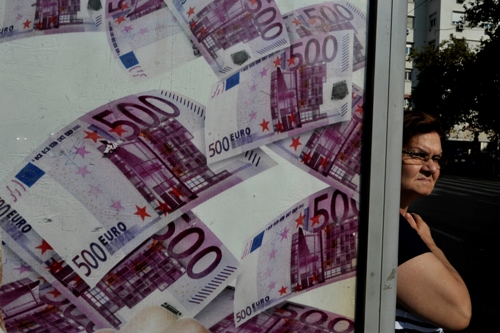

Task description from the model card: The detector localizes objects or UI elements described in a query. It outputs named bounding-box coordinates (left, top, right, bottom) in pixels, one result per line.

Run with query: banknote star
left=46, top=259, right=64, bottom=273
left=115, top=16, right=126, bottom=24
left=308, top=17, right=318, bottom=25
left=156, top=23, right=167, bottom=32
left=110, top=200, right=125, bottom=213
left=310, top=214, right=322, bottom=226
left=287, top=56, right=297, bottom=67
left=75, top=145, right=91, bottom=158
left=249, top=111, right=257, bottom=121
left=273, top=56, right=282, bottom=67
left=199, top=26, right=208, bottom=35
left=310, top=273, right=318, bottom=283
left=248, top=0, right=259, bottom=6
left=121, top=2, right=129, bottom=10
left=48, top=289, right=62, bottom=298
left=250, top=84, right=257, bottom=92
left=301, top=151, right=312, bottom=164
left=76, top=165, right=91, bottom=178
left=84, top=130, right=103, bottom=143
left=275, top=121, right=284, bottom=133
left=186, top=7, right=195, bottom=17
left=23, top=19, right=31, bottom=28
left=294, top=284, right=303, bottom=292
left=88, top=185, right=103, bottom=198
left=36, top=239, right=53, bottom=254
left=16, top=14, right=23, bottom=21
left=295, top=212, right=304, bottom=228
left=123, top=25, right=133, bottom=33
left=156, top=201, right=171, bottom=216
left=190, top=19, right=198, bottom=29
left=110, top=125, right=127, bottom=137
left=264, top=267, right=272, bottom=277
left=135, top=205, right=151, bottom=221
left=268, top=281, right=276, bottom=290
left=278, top=286, right=287, bottom=295
left=139, top=27, right=148, bottom=36
left=319, top=156, right=329, bottom=168
left=35, top=21, right=43, bottom=30
left=288, top=113, right=296, bottom=124
left=355, top=104, right=363, bottom=115
left=280, top=227, right=289, bottom=241
left=171, top=186, right=185, bottom=199
left=289, top=137, right=302, bottom=151
left=259, top=67, right=268, bottom=77
left=269, top=248, right=277, bottom=259
left=260, top=119, right=270, bottom=131
left=292, top=17, right=302, bottom=26
left=49, top=16, right=56, bottom=24
left=13, top=264, right=32, bottom=275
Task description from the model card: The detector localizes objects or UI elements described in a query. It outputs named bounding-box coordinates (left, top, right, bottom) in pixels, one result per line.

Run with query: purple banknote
left=0, top=0, right=103, bottom=43
left=1, top=210, right=239, bottom=330
left=234, top=187, right=358, bottom=325
left=268, top=84, right=364, bottom=199
left=0, top=242, right=98, bottom=332
left=194, top=286, right=354, bottom=332
left=283, top=1, right=367, bottom=71
left=205, top=29, right=354, bottom=164
left=164, top=0, right=290, bottom=79
left=104, top=0, right=200, bottom=82
left=0, top=90, right=274, bottom=286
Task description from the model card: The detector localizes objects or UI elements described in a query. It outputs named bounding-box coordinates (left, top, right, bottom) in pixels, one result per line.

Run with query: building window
left=452, top=11, right=464, bottom=25
left=407, top=16, right=414, bottom=29
left=405, top=43, right=413, bottom=56
left=405, top=70, right=412, bottom=81
left=429, top=13, right=437, bottom=28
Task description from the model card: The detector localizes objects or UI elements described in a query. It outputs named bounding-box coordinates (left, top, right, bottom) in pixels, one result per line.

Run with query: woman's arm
left=397, top=213, right=471, bottom=331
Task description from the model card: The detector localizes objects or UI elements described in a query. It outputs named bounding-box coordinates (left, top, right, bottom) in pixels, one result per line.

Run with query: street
left=410, top=174, right=500, bottom=332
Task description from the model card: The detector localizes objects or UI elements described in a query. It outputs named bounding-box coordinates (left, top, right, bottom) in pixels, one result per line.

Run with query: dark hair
left=402, top=111, right=444, bottom=148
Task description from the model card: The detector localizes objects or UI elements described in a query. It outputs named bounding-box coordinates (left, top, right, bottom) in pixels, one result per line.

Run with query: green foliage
left=409, top=36, right=478, bottom=133
left=464, top=0, right=500, bottom=143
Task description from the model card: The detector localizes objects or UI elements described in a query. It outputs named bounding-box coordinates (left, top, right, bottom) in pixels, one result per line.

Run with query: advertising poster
left=0, top=0, right=369, bottom=332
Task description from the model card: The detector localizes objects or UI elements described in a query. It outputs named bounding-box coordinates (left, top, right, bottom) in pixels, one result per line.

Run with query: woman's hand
left=404, top=212, right=435, bottom=247
left=95, top=306, right=210, bottom=333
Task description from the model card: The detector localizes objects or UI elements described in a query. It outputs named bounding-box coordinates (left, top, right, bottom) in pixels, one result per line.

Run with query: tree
left=464, top=0, right=500, bottom=144
left=409, top=36, right=479, bottom=135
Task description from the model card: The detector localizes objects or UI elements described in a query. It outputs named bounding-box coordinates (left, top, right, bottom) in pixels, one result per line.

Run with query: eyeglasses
left=402, top=150, right=447, bottom=168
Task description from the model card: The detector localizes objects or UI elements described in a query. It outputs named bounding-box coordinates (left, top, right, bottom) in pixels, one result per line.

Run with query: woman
left=397, top=111, right=471, bottom=332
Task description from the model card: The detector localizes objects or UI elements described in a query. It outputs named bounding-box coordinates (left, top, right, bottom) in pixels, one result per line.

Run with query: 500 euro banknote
left=104, top=0, right=201, bottom=82
left=0, top=240, right=98, bottom=332
left=267, top=84, right=364, bottom=199
left=234, top=186, right=358, bottom=326
left=0, top=90, right=274, bottom=287
left=0, top=0, right=103, bottom=43
left=283, top=1, right=367, bottom=71
left=205, top=29, right=354, bottom=164
left=1, top=210, right=240, bottom=330
left=193, top=286, right=354, bottom=333
left=164, top=0, right=290, bottom=80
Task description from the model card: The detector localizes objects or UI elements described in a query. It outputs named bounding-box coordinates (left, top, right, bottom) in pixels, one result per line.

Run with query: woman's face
left=401, top=131, right=442, bottom=204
